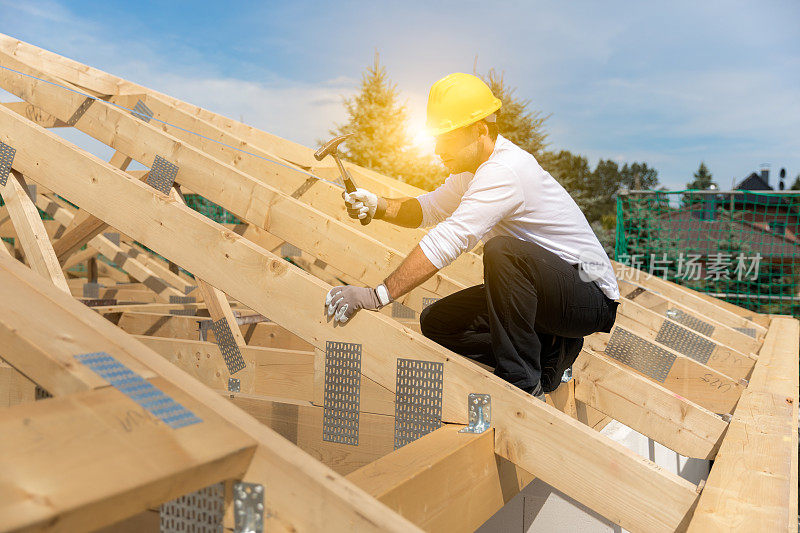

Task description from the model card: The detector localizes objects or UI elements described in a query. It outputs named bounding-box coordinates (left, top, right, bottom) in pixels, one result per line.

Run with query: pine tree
left=481, top=69, right=551, bottom=167
left=326, top=54, right=446, bottom=190
left=791, top=174, right=800, bottom=191
left=687, top=162, right=715, bottom=189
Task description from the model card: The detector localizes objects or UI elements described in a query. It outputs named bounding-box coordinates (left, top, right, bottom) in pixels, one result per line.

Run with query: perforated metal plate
left=34, top=386, right=51, bottom=400
left=625, top=286, right=646, bottom=300
left=83, top=282, right=101, bottom=299
left=0, top=141, right=16, bottom=187
left=655, top=320, right=715, bottom=364
left=103, top=232, right=120, bottom=246
left=65, top=97, right=94, bottom=126
left=394, top=359, right=443, bottom=449
left=322, top=341, right=361, bottom=445
left=280, top=243, right=302, bottom=257
left=734, top=326, right=756, bottom=338
left=169, top=295, right=196, bottom=304
left=132, top=99, right=154, bottom=123
left=76, top=352, right=202, bottom=429
left=210, top=319, right=246, bottom=374
left=170, top=307, right=197, bottom=316
left=664, top=308, right=715, bottom=337
left=82, top=298, right=117, bottom=307
left=391, top=301, right=416, bottom=319
left=160, top=482, right=224, bottom=533
left=228, top=377, right=241, bottom=392
left=147, top=156, right=179, bottom=195
left=605, top=328, right=676, bottom=383
left=422, top=297, right=439, bottom=309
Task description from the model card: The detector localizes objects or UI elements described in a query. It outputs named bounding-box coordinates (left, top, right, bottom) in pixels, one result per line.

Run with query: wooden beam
left=573, top=349, right=727, bottom=459
left=0, top=246, right=418, bottom=532
left=0, top=96, right=700, bottom=531
left=346, top=425, right=533, bottom=532
left=0, top=169, right=69, bottom=292
left=688, top=317, right=799, bottom=531
left=585, top=326, right=743, bottom=414
left=0, top=382, right=256, bottom=532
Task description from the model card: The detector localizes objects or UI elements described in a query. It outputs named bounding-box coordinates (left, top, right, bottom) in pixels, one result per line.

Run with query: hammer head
left=314, top=133, right=355, bottom=161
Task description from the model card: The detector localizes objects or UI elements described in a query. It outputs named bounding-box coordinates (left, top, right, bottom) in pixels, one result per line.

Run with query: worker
left=324, top=72, right=620, bottom=399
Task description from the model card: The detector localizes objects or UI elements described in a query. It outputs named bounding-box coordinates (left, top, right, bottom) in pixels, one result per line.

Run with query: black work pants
left=419, top=236, right=619, bottom=392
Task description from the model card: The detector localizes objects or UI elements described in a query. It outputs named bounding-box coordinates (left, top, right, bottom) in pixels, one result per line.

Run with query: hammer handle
left=343, top=174, right=369, bottom=225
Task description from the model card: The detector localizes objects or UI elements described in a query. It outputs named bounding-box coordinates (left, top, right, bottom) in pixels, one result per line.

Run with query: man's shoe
left=541, top=336, right=584, bottom=393
left=529, top=381, right=546, bottom=402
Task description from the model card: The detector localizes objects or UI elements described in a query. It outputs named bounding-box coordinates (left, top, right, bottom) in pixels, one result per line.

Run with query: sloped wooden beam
left=573, top=349, right=727, bottom=459
left=0, top=97, right=699, bottom=532
left=688, top=316, right=799, bottom=531
left=0, top=244, right=418, bottom=533
left=0, top=169, right=69, bottom=292
left=0, top=382, right=257, bottom=532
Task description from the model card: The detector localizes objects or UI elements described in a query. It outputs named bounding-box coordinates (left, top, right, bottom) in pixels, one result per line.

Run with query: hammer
left=315, top=133, right=368, bottom=225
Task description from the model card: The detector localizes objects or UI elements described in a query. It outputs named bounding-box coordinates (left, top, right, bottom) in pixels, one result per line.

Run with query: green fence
left=615, top=190, right=800, bottom=318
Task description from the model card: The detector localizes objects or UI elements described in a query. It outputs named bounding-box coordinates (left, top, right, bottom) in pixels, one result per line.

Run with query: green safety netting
left=615, top=190, right=800, bottom=318
left=183, top=194, right=242, bottom=225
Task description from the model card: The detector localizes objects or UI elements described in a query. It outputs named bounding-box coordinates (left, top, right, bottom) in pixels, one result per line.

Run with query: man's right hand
left=343, top=188, right=379, bottom=223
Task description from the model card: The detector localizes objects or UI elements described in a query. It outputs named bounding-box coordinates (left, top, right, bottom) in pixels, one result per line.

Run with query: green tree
left=686, top=162, right=716, bottom=189
left=481, top=69, right=551, bottom=167
left=620, top=162, right=659, bottom=190
left=327, top=54, right=446, bottom=190
left=791, top=174, right=800, bottom=191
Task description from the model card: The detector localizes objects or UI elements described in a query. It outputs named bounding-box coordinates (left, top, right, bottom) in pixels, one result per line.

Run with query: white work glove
left=325, top=284, right=391, bottom=326
left=343, top=188, right=379, bottom=223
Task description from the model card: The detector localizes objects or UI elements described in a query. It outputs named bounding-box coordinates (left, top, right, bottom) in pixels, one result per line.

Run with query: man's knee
left=483, top=236, right=516, bottom=267
left=419, top=304, right=437, bottom=339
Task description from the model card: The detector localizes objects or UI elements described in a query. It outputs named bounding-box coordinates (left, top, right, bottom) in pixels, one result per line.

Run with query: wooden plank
left=0, top=360, right=35, bottom=407
left=0, top=169, right=69, bottom=292
left=346, top=425, right=532, bottom=533
left=688, top=317, right=800, bottom=531
left=0, top=382, right=257, bottom=532
left=573, top=349, right=727, bottom=459
left=0, top=99, right=699, bottom=531
left=585, top=326, right=743, bottom=414
left=0, top=244, right=418, bottom=533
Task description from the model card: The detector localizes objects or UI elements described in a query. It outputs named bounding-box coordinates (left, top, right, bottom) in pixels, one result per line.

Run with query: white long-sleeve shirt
left=417, top=135, right=620, bottom=300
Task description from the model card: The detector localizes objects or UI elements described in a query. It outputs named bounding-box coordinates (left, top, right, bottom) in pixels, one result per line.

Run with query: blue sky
left=1, top=0, right=798, bottom=189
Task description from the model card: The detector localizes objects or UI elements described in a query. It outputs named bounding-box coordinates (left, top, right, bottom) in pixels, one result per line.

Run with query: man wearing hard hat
left=325, top=73, right=620, bottom=398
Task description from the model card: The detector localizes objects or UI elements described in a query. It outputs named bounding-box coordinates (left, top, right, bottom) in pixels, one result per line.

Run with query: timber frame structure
left=0, top=34, right=796, bottom=532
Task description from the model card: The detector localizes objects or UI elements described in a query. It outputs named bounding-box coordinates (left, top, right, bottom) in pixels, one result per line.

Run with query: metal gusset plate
left=394, top=358, right=443, bottom=449
left=83, top=282, right=101, bottom=299
left=169, top=295, right=196, bottom=304
left=228, top=377, right=241, bottom=393
left=160, top=482, right=224, bottom=533
left=0, top=141, right=16, bottom=187
left=147, top=155, right=179, bottom=195
left=65, top=97, right=94, bottom=126
left=132, top=99, right=154, bottom=123
left=76, top=351, right=202, bottom=429
left=34, top=386, right=52, bottom=400
left=170, top=307, right=197, bottom=316
left=422, top=297, right=439, bottom=309
left=624, top=286, right=646, bottom=300
left=211, top=318, right=246, bottom=374
left=322, top=341, right=361, bottom=446
left=734, top=326, right=756, bottom=338
left=605, top=328, right=676, bottom=383
left=233, top=482, right=264, bottom=533
left=664, top=308, right=715, bottom=337
left=391, top=301, right=416, bottom=319
left=280, top=243, right=302, bottom=257
left=655, top=320, right=716, bottom=365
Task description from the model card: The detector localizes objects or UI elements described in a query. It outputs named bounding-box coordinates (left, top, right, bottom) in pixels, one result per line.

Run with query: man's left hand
left=325, top=285, right=383, bottom=325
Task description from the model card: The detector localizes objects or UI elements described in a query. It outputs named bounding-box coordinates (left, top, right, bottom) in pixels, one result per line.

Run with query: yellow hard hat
left=426, top=73, right=502, bottom=137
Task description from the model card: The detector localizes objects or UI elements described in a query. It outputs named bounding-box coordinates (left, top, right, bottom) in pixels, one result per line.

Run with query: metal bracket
left=422, top=297, right=439, bottom=309
left=280, top=242, right=301, bottom=257
left=228, top=377, right=241, bottom=393
left=459, top=393, right=491, bottom=434
left=170, top=307, right=197, bottom=316
left=0, top=141, right=16, bottom=187
left=198, top=319, right=213, bottom=341
left=132, top=99, right=154, bottom=123
left=734, top=326, right=756, bottom=338
left=65, top=97, right=94, bottom=127
left=393, top=359, right=443, bottom=448
left=147, top=155, right=179, bottom=195
left=233, top=482, right=264, bottom=533
left=83, top=282, right=102, bottom=299
left=665, top=308, right=715, bottom=337
left=160, top=482, right=224, bottom=533
left=211, top=318, right=247, bottom=374
left=169, top=295, right=196, bottom=304
left=605, top=328, right=676, bottom=383
left=34, top=386, right=52, bottom=400
left=391, top=301, right=416, bottom=319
